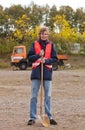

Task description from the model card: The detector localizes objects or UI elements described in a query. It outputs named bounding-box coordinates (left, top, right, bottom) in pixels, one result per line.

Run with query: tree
left=53, top=15, right=80, bottom=53
left=59, top=6, right=75, bottom=28
left=73, top=8, right=85, bottom=31
left=13, top=14, right=30, bottom=43
left=28, top=2, right=44, bottom=27
left=48, top=5, right=58, bottom=30
left=4, top=5, right=25, bottom=19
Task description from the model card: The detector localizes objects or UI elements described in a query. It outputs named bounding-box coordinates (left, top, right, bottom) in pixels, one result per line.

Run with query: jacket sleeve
left=45, top=43, right=58, bottom=65
left=27, top=43, right=40, bottom=62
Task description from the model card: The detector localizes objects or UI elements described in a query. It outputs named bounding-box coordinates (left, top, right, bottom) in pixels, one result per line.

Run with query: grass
left=0, top=58, right=10, bottom=69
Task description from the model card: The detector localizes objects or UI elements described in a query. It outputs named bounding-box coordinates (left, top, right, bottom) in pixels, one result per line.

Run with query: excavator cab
left=11, top=46, right=28, bottom=70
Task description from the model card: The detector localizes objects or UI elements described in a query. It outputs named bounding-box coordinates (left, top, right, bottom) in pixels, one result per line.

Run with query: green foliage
left=0, top=37, right=19, bottom=54
left=0, top=3, right=85, bottom=56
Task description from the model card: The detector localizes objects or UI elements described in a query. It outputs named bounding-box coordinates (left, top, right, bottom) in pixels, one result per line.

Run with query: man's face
left=40, top=31, right=48, bottom=40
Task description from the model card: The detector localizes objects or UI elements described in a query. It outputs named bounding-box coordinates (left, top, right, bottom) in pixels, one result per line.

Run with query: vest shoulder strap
left=34, top=41, right=41, bottom=54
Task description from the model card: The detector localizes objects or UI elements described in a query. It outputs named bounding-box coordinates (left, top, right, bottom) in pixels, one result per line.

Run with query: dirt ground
left=0, top=69, right=85, bottom=130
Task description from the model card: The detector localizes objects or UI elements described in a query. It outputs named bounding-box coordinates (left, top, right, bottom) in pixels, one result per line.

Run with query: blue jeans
left=29, top=80, right=52, bottom=120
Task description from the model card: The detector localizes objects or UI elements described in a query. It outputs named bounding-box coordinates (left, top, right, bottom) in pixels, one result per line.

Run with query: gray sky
left=0, top=0, right=85, bottom=10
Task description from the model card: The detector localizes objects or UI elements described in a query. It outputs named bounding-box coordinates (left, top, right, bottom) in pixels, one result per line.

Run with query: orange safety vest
left=32, top=41, right=52, bottom=69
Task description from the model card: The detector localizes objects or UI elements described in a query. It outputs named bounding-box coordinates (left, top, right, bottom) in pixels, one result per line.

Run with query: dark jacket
left=27, top=39, right=58, bottom=80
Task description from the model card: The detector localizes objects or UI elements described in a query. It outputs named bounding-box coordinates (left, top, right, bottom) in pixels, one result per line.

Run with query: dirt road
left=0, top=69, right=85, bottom=130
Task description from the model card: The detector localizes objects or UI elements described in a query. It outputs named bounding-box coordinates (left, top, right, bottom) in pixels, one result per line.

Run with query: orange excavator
left=11, top=45, right=68, bottom=70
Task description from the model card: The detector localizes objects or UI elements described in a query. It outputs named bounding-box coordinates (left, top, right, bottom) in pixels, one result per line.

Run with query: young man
left=27, top=26, right=58, bottom=125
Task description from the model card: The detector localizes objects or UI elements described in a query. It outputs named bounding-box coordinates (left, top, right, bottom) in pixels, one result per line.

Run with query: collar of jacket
left=38, top=39, right=49, bottom=44
left=37, top=39, right=50, bottom=49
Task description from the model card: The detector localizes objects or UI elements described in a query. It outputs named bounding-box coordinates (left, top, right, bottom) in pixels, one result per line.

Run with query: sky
left=0, top=0, right=85, bottom=10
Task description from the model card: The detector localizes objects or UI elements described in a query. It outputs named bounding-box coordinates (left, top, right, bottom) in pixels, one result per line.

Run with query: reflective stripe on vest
left=32, top=41, right=52, bottom=69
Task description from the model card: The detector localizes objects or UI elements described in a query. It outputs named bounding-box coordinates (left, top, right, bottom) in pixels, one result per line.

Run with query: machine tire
left=19, top=62, right=27, bottom=70
left=52, top=62, right=58, bottom=71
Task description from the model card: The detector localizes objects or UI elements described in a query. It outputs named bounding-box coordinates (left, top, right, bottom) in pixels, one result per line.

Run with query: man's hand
left=41, top=57, right=45, bottom=63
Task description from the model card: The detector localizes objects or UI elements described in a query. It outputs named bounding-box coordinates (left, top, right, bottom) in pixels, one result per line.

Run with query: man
left=27, top=26, right=58, bottom=125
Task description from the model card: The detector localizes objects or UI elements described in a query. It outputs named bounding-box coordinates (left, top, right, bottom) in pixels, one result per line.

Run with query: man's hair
left=39, top=26, right=49, bottom=35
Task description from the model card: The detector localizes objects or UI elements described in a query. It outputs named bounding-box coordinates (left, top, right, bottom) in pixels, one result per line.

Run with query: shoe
left=50, top=119, right=57, bottom=125
left=27, top=119, right=35, bottom=125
